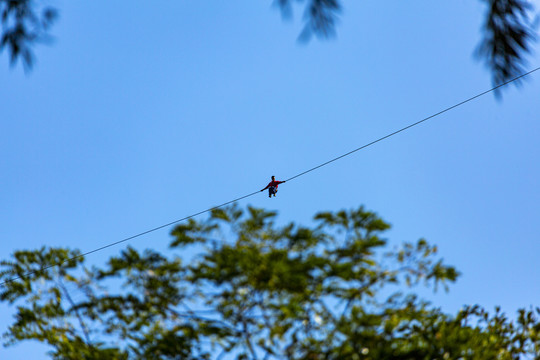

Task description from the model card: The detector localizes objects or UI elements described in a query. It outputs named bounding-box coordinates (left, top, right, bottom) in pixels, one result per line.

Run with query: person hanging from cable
left=261, top=176, right=286, bottom=198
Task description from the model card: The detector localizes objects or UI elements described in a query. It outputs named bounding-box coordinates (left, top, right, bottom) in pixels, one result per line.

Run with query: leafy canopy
left=1, top=205, right=540, bottom=359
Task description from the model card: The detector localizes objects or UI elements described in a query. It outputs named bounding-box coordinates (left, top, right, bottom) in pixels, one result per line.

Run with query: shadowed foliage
left=276, top=0, right=538, bottom=92
left=1, top=205, right=540, bottom=359
left=476, top=0, right=537, bottom=93
left=2, top=0, right=537, bottom=95
left=276, top=0, right=341, bottom=41
left=0, top=0, right=57, bottom=69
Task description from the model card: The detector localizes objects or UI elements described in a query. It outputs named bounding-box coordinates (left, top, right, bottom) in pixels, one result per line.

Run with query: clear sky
left=1, top=0, right=539, bottom=358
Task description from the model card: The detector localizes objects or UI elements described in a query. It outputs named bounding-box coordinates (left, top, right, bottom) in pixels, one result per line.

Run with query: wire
left=0, top=190, right=260, bottom=287
left=285, top=67, right=540, bottom=182
left=1, top=66, right=539, bottom=287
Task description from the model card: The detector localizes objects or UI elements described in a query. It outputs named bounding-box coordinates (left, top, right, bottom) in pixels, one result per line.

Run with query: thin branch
left=57, top=278, right=92, bottom=345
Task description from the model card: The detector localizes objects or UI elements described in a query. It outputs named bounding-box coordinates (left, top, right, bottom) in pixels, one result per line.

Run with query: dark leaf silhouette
left=0, top=0, right=58, bottom=69
left=476, top=0, right=537, bottom=95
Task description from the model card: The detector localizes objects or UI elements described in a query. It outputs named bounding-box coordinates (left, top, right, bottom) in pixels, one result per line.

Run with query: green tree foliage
left=1, top=205, right=540, bottom=359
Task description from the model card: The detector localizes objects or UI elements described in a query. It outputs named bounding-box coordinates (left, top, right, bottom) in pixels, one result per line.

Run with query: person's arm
left=261, top=183, right=270, bottom=191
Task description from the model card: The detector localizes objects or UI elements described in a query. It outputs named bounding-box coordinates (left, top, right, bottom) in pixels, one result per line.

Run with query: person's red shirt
left=263, top=180, right=284, bottom=190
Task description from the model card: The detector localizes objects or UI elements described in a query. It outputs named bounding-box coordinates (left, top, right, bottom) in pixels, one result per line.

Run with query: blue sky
left=1, top=0, right=540, bottom=358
